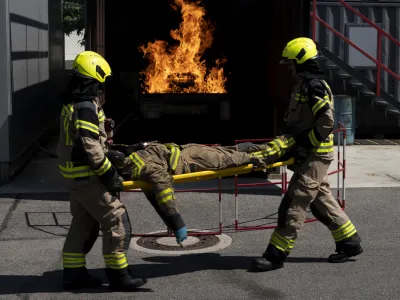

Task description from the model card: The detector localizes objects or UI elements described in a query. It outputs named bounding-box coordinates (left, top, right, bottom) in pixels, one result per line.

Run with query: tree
left=63, top=0, right=85, bottom=36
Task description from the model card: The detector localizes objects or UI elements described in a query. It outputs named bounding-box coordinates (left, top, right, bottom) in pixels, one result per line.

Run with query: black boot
left=252, top=255, right=284, bottom=272
left=329, top=244, right=363, bottom=263
left=329, top=233, right=363, bottom=263
left=252, top=245, right=286, bottom=272
left=63, top=267, right=103, bottom=290
left=105, top=267, right=147, bottom=291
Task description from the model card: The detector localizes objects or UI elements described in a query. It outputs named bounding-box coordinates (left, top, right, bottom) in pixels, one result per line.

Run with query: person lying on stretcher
left=106, top=138, right=291, bottom=245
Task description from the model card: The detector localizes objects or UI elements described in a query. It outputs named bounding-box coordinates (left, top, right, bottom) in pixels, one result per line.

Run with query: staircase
left=310, top=0, right=400, bottom=136
left=319, top=47, right=400, bottom=127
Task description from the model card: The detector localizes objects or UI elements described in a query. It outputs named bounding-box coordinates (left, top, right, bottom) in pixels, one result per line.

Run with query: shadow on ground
left=0, top=192, right=69, bottom=201
left=0, top=253, right=340, bottom=296
left=0, top=253, right=346, bottom=296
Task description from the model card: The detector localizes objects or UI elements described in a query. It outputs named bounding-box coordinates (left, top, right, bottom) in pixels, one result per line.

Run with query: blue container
left=333, top=95, right=355, bottom=145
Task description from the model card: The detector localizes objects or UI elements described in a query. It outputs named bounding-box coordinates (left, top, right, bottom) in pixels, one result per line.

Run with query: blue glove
left=174, top=226, right=187, bottom=243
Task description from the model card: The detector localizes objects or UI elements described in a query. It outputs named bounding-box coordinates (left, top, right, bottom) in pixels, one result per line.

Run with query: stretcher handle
left=122, top=157, right=295, bottom=190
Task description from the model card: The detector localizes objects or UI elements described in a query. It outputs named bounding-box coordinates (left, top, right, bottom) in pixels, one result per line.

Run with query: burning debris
left=139, top=0, right=227, bottom=93
left=169, top=72, right=196, bottom=89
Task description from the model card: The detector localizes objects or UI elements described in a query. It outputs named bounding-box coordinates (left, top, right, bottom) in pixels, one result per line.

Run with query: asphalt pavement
left=0, top=144, right=399, bottom=300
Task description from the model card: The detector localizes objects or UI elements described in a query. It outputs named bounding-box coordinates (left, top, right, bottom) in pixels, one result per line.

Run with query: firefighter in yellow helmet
left=56, top=51, right=146, bottom=290
left=249, top=37, right=363, bottom=271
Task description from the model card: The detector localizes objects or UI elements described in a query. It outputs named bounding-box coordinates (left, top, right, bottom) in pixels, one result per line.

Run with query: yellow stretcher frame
left=123, top=157, right=295, bottom=190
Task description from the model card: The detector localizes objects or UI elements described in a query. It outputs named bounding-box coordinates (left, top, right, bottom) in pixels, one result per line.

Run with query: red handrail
left=310, top=0, right=400, bottom=97
left=338, top=0, right=400, bottom=47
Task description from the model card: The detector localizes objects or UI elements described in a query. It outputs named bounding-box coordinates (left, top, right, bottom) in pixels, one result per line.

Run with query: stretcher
left=122, top=157, right=295, bottom=190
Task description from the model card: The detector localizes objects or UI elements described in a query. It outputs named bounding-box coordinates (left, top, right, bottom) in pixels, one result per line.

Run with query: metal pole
left=312, top=0, right=317, bottom=41
left=342, top=126, right=346, bottom=209
left=218, top=177, right=223, bottom=234
left=376, top=31, right=382, bottom=97
left=234, top=175, right=238, bottom=231
left=337, top=130, right=341, bottom=201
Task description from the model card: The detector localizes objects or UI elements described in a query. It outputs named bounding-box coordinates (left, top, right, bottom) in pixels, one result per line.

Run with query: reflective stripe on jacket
left=57, top=99, right=112, bottom=179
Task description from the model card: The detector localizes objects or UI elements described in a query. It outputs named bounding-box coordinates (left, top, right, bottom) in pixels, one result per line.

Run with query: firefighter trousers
left=125, top=144, right=254, bottom=231
left=176, top=144, right=255, bottom=173
left=265, top=155, right=361, bottom=263
left=62, top=178, right=132, bottom=270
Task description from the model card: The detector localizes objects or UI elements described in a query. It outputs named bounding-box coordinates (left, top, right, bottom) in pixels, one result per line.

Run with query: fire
left=138, top=0, right=227, bottom=93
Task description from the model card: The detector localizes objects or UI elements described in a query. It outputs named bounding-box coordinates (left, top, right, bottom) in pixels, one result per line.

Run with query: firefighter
left=111, top=142, right=266, bottom=242
left=56, top=51, right=147, bottom=290
left=245, top=37, right=363, bottom=271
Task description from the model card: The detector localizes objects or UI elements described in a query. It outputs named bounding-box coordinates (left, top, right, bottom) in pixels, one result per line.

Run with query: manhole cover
left=137, top=233, right=220, bottom=251
left=130, top=229, right=233, bottom=254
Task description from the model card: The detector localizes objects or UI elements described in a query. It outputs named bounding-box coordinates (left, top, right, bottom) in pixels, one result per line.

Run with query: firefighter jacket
left=248, top=78, right=335, bottom=163
left=125, top=142, right=182, bottom=177
left=285, top=78, right=335, bottom=160
left=57, top=98, right=114, bottom=180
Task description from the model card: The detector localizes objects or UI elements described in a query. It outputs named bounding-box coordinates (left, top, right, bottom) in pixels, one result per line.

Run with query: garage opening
left=87, top=0, right=309, bottom=145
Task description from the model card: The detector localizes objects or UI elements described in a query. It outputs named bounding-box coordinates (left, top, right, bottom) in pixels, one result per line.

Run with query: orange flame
left=138, top=0, right=227, bottom=93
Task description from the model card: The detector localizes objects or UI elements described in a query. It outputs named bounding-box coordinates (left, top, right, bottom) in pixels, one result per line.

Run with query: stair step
left=387, top=109, right=400, bottom=115
left=360, top=89, right=375, bottom=97
left=385, top=108, right=400, bottom=127
left=374, top=99, right=389, bottom=106
left=336, top=71, right=352, bottom=79
left=324, top=63, right=340, bottom=70
left=349, top=79, right=363, bottom=87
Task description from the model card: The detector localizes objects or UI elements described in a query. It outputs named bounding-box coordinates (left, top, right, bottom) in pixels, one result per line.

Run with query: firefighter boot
left=105, top=267, right=147, bottom=291
left=252, top=245, right=286, bottom=272
left=329, top=232, right=363, bottom=263
left=63, top=267, right=103, bottom=290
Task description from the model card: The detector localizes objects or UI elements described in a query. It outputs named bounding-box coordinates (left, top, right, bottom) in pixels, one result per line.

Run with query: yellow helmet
left=72, top=51, right=112, bottom=83
left=280, top=37, right=318, bottom=65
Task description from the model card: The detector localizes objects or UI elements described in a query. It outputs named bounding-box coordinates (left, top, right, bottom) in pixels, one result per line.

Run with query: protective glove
left=249, top=156, right=266, bottom=168
left=174, top=226, right=187, bottom=244
left=106, top=150, right=126, bottom=170
left=99, top=167, right=124, bottom=193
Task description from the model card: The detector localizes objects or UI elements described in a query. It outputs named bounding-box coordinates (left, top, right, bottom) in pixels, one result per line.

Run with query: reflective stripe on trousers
left=63, top=252, right=86, bottom=268
left=156, top=188, right=175, bottom=204
left=104, top=253, right=129, bottom=269
left=269, top=231, right=295, bottom=254
left=331, top=220, right=357, bottom=242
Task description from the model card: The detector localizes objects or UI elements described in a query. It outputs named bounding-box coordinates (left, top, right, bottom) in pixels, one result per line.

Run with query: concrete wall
left=0, top=0, right=65, bottom=183
left=0, top=1, right=12, bottom=168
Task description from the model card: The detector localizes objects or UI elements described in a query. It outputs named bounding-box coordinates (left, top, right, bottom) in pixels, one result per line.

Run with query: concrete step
left=349, top=79, right=363, bottom=87
left=336, top=71, right=352, bottom=79
left=359, top=89, right=375, bottom=97
left=324, top=63, right=340, bottom=70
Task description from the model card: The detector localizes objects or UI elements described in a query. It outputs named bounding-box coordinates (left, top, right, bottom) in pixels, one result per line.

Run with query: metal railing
left=310, top=0, right=400, bottom=97
left=122, top=125, right=347, bottom=237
